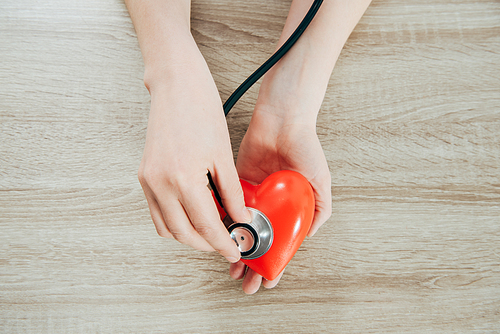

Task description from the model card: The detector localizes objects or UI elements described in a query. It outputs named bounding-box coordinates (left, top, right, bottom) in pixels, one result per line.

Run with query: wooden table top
left=1, top=0, right=499, bottom=332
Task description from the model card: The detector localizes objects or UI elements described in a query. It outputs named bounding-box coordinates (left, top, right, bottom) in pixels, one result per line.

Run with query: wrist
left=250, top=104, right=317, bottom=143
left=253, top=54, right=332, bottom=127
left=143, top=36, right=207, bottom=95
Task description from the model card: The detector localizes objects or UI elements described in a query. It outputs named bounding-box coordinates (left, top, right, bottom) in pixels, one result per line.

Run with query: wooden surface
left=1, top=0, right=499, bottom=332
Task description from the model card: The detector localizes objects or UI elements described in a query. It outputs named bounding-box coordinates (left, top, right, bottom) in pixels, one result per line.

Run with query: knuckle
left=139, top=163, right=198, bottom=194
left=137, top=165, right=147, bottom=186
left=221, top=179, right=244, bottom=202
left=138, top=165, right=161, bottom=186
left=140, top=166, right=177, bottom=193
left=195, top=224, right=219, bottom=241
left=156, top=229, right=172, bottom=239
left=169, top=230, right=193, bottom=245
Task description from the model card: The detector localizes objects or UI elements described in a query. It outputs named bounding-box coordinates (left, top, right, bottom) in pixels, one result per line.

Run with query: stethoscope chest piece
left=223, top=207, right=273, bottom=260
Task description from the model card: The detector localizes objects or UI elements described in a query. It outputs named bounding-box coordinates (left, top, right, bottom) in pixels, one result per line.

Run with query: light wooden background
left=1, top=0, right=499, bottom=332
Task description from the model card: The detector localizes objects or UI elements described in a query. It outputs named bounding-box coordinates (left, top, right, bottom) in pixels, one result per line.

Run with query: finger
left=262, top=269, right=285, bottom=289
left=148, top=200, right=173, bottom=238
left=308, top=195, right=332, bottom=237
left=309, top=204, right=332, bottom=237
left=212, top=162, right=252, bottom=224
left=241, top=268, right=263, bottom=295
left=308, top=166, right=332, bottom=237
left=229, top=261, right=247, bottom=280
left=156, top=192, right=216, bottom=252
left=144, top=189, right=173, bottom=238
left=180, top=184, right=241, bottom=262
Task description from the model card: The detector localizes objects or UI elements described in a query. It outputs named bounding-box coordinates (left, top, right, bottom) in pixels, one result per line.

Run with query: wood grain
left=1, top=0, right=499, bottom=332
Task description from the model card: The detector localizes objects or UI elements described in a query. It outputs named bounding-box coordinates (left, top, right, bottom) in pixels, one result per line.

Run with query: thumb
left=211, top=161, right=252, bottom=224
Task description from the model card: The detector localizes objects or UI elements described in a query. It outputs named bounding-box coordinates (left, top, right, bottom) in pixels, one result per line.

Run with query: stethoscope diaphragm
left=223, top=207, right=273, bottom=260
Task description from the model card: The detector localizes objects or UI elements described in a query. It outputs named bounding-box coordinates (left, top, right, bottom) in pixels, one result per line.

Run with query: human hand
left=230, top=101, right=332, bottom=294
left=138, top=43, right=251, bottom=263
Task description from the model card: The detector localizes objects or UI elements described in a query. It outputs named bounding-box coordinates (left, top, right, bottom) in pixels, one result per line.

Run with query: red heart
left=216, top=170, right=315, bottom=281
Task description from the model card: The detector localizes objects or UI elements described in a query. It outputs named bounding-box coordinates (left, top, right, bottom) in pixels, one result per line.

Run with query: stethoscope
left=208, top=0, right=323, bottom=259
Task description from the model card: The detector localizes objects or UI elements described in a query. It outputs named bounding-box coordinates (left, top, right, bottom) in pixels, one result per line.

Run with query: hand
left=138, top=44, right=251, bottom=263
left=230, top=102, right=332, bottom=294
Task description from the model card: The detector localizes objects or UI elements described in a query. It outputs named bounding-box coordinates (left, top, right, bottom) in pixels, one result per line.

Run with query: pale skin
left=125, top=0, right=371, bottom=294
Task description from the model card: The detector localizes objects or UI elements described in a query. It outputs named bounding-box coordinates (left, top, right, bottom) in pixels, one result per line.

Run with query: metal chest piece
left=223, top=207, right=273, bottom=260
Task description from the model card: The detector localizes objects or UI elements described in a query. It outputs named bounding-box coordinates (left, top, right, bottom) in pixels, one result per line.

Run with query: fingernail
left=227, top=256, right=240, bottom=263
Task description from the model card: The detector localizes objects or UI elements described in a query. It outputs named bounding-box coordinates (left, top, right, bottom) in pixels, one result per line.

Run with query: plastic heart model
left=216, top=170, right=315, bottom=281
